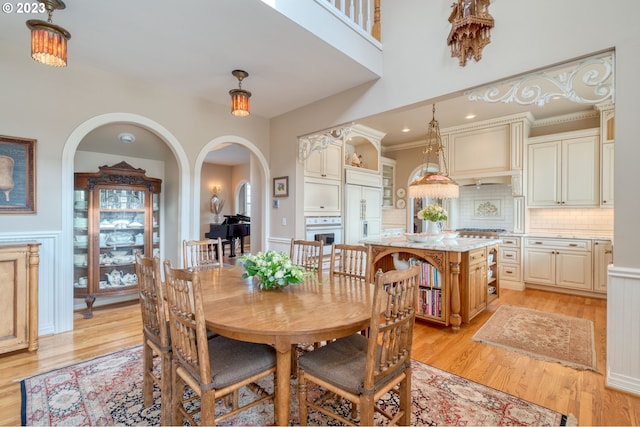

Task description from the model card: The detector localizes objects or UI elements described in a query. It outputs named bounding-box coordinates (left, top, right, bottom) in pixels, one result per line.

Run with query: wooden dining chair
left=134, top=253, right=172, bottom=426
left=329, top=243, right=371, bottom=281
left=182, top=238, right=224, bottom=270
left=297, top=265, right=421, bottom=426
left=163, top=260, right=277, bottom=426
left=290, top=239, right=324, bottom=280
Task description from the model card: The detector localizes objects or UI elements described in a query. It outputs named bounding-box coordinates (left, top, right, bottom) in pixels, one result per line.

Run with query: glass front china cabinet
left=74, top=162, right=161, bottom=318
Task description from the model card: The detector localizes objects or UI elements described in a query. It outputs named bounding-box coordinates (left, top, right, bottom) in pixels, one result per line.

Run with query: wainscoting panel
left=0, top=232, right=63, bottom=336
left=607, top=266, right=640, bottom=395
left=268, top=237, right=292, bottom=254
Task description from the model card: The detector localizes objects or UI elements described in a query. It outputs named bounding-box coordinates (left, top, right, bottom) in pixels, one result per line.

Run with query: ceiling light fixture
left=118, top=133, right=135, bottom=144
left=26, top=0, right=71, bottom=67
left=229, top=70, right=251, bottom=117
left=447, top=0, right=494, bottom=67
left=408, top=104, right=459, bottom=199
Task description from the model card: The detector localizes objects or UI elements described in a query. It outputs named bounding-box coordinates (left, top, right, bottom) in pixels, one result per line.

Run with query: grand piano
left=204, top=214, right=250, bottom=257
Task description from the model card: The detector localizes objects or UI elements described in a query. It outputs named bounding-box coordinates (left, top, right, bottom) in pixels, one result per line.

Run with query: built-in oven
left=305, top=216, right=342, bottom=254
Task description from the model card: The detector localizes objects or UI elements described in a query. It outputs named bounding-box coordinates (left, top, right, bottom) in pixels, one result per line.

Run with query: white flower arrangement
left=239, top=251, right=308, bottom=290
left=417, top=203, right=448, bottom=222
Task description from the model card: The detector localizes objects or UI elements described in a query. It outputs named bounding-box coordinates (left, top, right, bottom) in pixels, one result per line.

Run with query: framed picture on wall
left=473, top=199, right=502, bottom=219
left=0, top=135, right=36, bottom=214
left=273, top=176, right=289, bottom=198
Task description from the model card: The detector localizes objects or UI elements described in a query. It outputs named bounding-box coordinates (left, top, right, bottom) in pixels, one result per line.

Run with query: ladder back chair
left=163, top=260, right=277, bottom=426
left=290, top=239, right=324, bottom=280
left=297, top=265, right=421, bottom=426
left=182, top=238, right=223, bottom=270
left=134, top=253, right=172, bottom=426
left=329, top=243, right=371, bottom=281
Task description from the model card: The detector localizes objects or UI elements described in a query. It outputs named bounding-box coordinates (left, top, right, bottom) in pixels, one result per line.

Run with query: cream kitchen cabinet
left=527, top=129, right=599, bottom=207
left=523, top=237, right=592, bottom=291
left=344, top=184, right=381, bottom=244
left=303, top=177, right=341, bottom=214
left=499, top=236, right=522, bottom=288
left=593, top=239, right=613, bottom=293
left=601, top=141, right=614, bottom=207
left=381, top=157, right=396, bottom=208
left=304, top=141, right=342, bottom=180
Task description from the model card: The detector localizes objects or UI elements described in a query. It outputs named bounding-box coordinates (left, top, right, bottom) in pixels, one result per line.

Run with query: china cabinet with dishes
left=74, top=162, right=161, bottom=318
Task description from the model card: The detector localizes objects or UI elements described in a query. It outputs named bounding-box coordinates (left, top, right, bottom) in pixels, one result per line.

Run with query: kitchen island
left=363, top=236, right=501, bottom=332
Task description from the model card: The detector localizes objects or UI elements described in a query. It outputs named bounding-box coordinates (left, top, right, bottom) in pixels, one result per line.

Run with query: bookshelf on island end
left=365, top=238, right=500, bottom=331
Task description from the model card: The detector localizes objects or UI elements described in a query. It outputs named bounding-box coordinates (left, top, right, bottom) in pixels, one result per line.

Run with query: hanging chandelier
left=229, top=70, right=251, bottom=117
left=408, top=104, right=459, bottom=199
left=26, top=0, right=71, bottom=67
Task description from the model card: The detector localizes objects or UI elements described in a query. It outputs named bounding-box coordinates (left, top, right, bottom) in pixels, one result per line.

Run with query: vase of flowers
left=417, top=203, right=448, bottom=235
left=238, top=251, right=308, bottom=290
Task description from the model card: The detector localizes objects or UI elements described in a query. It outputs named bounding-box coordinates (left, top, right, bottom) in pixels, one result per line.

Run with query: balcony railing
left=318, top=0, right=381, bottom=42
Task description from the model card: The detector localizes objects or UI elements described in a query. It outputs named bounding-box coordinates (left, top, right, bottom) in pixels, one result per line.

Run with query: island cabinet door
left=461, top=248, right=488, bottom=323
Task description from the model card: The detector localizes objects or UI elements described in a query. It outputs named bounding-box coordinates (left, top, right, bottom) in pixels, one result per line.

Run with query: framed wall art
left=273, top=176, right=289, bottom=198
left=0, top=135, right=36, bottom=214
left=473, top=199, right=502, bottom=219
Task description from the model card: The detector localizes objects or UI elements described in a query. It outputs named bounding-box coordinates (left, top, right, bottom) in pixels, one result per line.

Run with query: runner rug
left=472, top=304, right=597, bottom=371
left=21, top=345, right=576, bottom=426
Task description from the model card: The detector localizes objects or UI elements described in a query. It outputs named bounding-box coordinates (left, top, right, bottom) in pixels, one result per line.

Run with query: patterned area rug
left=21, top=345, right=576, bottom=426
left=472, top=305, right=597, bottom=371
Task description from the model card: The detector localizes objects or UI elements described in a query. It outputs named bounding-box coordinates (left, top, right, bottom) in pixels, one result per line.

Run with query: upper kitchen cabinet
left=527, top=128, right=599, bottom=207
left=381, top=157, right=396, bottom=208
left=596, top=103, right=614, bottom=207
left=304, top=140, right=342, bottom=180
left=446, top=113, right=532, bottom=184
left=344, top=124, right=386, bottom=173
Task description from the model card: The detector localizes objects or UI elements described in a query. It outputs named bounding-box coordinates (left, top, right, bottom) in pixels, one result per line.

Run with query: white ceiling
left=3, top=0, right=608, bottom=163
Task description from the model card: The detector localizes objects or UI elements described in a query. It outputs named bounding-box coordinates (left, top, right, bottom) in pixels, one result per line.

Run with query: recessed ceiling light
left=465, top=114, right=476, bottom=119
left=401, top=127, right=411, bottom=133
left=118, top=133, right=136, bottom=144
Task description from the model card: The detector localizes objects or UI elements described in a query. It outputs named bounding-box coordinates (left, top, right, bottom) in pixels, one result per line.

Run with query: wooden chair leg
left=142, top=342, right=154, bottom=407
left=298, top=371, right=308, bottom=426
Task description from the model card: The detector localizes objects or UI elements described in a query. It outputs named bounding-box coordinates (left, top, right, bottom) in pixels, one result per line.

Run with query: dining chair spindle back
left=290, top=239, right=324, bottom=280
left=329, top=243, right=370, bottom=281
left=182, top=238, right=223, bottom=270
left=297, top=265, right=421, bottom=426
left=134, top=253, right=172, bottom=426
left=163, top=260, right=277, bottom=426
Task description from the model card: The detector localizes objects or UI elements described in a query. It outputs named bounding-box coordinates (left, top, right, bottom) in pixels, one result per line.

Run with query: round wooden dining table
left=197, top=266, right=374, bottom=426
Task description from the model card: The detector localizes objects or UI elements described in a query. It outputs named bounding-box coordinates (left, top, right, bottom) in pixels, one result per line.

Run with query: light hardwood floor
left=1, top=287, right=638, bottom=425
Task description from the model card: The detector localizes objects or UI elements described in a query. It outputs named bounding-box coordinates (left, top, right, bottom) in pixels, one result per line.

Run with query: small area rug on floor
left=472, top=304, right=597, bottom=372
left=21, top=345, right=576, bottom=426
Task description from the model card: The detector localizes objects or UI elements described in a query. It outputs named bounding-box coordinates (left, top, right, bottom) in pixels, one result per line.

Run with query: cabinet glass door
left=73, top=189, right=89, bottom=291
left=98, top=188, right=146, bottom=291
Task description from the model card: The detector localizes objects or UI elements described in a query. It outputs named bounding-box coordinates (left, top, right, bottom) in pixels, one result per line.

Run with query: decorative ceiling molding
left=531, top=109, right=599, bottom=128
left=465, top=51, right=614, bottom=106
left=298, top=126, right=351, bottom=161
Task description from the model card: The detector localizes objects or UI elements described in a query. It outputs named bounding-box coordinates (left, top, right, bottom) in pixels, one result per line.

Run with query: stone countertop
left=361, top=236, right=501, bottom=253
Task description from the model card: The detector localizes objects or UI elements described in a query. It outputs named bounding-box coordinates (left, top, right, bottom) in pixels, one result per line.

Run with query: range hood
left=454, top=174, right=513, bottom=186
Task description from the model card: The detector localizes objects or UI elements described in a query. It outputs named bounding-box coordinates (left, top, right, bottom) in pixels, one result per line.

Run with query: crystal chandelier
left=408, top=105, right=459, bottom=199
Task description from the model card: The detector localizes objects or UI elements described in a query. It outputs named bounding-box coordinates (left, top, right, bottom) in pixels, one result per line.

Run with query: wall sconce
left=229, top=70, right=251, bottom=117
left=26, top=0, right=71, bottom=67
left=447, top=0, right=494, bottom=67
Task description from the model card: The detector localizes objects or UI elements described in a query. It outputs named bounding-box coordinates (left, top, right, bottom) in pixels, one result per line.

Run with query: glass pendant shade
left=27, top=20, right=70, bottom=67
left=409, top=104, right=459, bottom=199
left=229, top=70, right=251, bottom=116
left=229, top=88, right=251, bottom=116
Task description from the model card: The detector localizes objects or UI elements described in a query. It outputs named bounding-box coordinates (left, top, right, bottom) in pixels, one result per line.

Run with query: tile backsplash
left=455, top=184, right=514, bottom=230
left=528, top=208, right=613, bottom=237
left=455, top=184, right=613, bottom=237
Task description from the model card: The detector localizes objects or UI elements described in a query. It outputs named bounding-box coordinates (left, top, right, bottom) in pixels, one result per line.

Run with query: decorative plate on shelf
left=396, top=188, right=406, bottom=198
left=396, top=199, right=406, bottom=209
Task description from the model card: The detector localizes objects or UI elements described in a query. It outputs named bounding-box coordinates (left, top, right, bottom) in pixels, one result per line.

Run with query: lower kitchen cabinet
left=593, top=239, right=613, bottom=293
left=523, top=237, right=592, bottom=291
left=461, top=247, right=487, bottom=323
